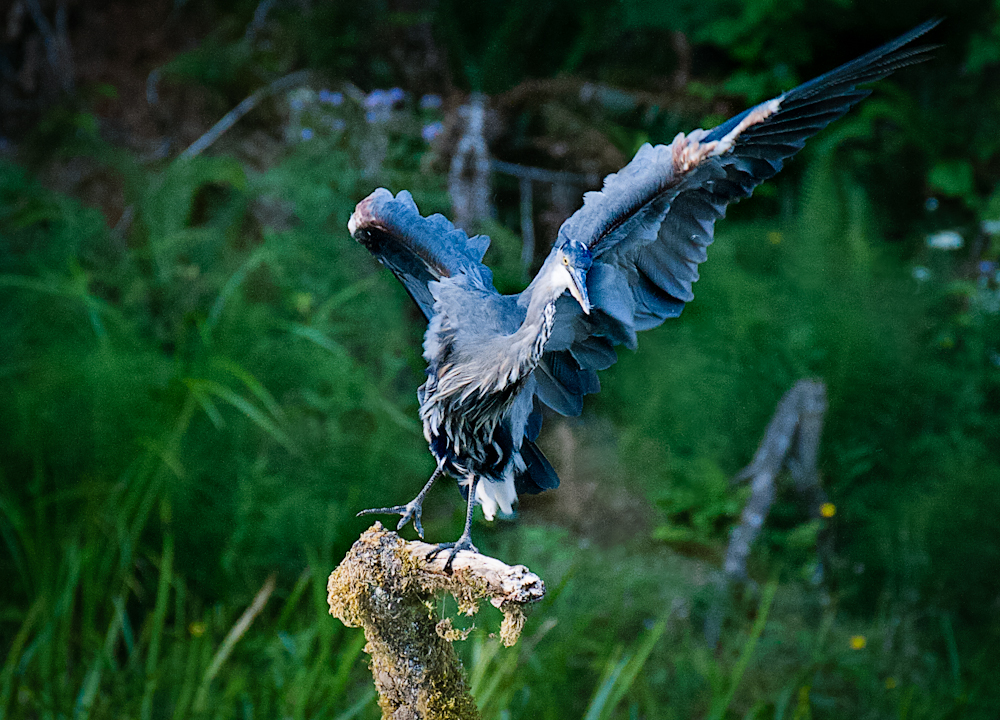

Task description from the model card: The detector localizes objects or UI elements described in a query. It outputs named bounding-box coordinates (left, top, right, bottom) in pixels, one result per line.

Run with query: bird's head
left=554, top=239, right=593, bottom=314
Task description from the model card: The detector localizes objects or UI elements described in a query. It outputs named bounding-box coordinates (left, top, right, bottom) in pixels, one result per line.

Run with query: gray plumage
left=352, top=21, right=938, bottom=569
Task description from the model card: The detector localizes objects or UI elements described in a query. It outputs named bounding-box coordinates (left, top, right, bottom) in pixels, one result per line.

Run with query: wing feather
left=533, top=19, right=939, bottom=419
left=349, top=188, right=494, bottom=319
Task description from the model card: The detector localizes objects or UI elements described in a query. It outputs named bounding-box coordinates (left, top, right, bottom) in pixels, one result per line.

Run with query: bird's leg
left=427, top=475, right=481, bottom=573
left=356, top=462, right=444, bottom=539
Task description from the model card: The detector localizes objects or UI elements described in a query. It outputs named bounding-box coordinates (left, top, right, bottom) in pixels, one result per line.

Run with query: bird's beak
left=568, top=268, right=591, bottom=315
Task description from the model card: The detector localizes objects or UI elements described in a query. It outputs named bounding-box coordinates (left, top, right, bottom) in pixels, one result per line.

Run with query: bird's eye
left=562, top=256, right=569, bottom=266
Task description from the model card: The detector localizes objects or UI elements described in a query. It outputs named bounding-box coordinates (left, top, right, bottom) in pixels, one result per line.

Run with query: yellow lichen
left=436, top=618, right=474, bottom=642
left=499, top=605, right=526, bottom=647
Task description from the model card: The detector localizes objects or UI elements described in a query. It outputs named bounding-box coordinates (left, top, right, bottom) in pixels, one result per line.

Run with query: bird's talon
left=356, top=506, right=399, bottom=518
left=357, top=501, right=425, bottom=537
left=427, top=538, right=479, bottom=573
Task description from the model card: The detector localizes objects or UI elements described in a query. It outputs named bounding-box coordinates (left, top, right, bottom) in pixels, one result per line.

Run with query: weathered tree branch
left=180, top=70, right=311, bottom=159
left=488, top=159, right=593, bottom=278
left=725, top=378, right=829, bottom=581
left=705, top=379, right=829, bottom=646
left=327, top=523, right=545, bottom=720
left=25, top=0, right=73, bottom=93
left=448, top=94, right=491, bottom=232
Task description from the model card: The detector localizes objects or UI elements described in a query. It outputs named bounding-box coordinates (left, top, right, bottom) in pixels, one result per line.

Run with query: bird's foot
left=356, top=499, right=425, bottom=539
left=426, top=535, right=479, bottom=574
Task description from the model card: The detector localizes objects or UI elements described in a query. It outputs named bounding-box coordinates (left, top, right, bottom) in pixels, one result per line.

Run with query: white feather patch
left=474, top=475, right=517, bottom=521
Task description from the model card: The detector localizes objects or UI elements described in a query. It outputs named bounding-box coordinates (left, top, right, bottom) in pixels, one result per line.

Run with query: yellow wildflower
left=850, top=635, right=867, bottom=650
left=294, top=292, right=314, bottom=315
left=820, top=502, right=836, bottom=518
left=189, top=621, right=207, bottom=637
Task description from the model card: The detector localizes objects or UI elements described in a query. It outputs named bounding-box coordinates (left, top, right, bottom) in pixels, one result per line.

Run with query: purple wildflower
left=319, top=89, right=343, bottom=106
left=419, top=94, right=442, bottom=110
left=365, top=89, right=389, bottom=108
left=422, top=121, right=443, bottom=142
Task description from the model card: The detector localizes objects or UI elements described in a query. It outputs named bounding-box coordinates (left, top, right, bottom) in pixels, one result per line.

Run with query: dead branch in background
left=180, top=70, right=311, bottom=159
left=705, top=379, right=830, bottom=647
left=489, top=160, right=591, bottom=278
left=448, top=94, right=491, bottom=232
left=328, top=523, right=545, bottom=720
left=25, top=0, right=73, bottom=93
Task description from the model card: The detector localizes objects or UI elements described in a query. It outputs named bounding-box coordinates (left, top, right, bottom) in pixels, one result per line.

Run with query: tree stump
left=327, top=523, right=545, bottom=720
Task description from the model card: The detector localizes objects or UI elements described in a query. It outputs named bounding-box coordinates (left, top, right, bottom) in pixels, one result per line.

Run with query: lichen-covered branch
left=327, top=524, right=545, bottom=720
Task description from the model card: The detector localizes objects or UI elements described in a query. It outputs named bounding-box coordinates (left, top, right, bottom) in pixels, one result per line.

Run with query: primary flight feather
left=349, top=20, right=939, bottom=569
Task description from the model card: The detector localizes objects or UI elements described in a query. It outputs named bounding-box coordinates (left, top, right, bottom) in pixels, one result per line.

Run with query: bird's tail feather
left=516, top=440, right=560, bottom=495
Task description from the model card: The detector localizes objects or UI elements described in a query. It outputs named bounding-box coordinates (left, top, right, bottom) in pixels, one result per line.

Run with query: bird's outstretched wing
left=533, top=19, right=939, bottom=417
left=349, top=188, right=494, bottom=319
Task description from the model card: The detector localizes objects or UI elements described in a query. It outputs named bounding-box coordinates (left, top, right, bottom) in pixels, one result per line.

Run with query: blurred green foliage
left=0, top=117, right=440, bottom=715
left=2, top=0, right=1000, bottom=717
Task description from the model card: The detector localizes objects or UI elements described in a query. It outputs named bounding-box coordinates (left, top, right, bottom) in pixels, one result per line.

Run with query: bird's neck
left=509, top=283, right=561, bottom=374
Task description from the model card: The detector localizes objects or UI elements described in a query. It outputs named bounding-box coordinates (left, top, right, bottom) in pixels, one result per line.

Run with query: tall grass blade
left=311, top=276, right=378, bottom=320
left=583, top=651, right=629, bottom=720
left=940, top=613, right=962, bottom=691
left=279, top=321, right=347, bottom=358
left=205, top=246, right=269, bottom=337
left=184, top=380, right=226, bottom=429
left=190, top=379, right=299, bottom=454
left=706, top=579, right=779, bottom=720
left=72, top=598, right=124, bottom=720
left=193, top=573, right=277, bottom=712
left=583, top=616, right=668, bottom=720
left=113, top=595, right=136, bottom=659
left=0, top=597, right=44, bottom=720
left=326, top=630, right=368, bottom=708
left=214, top=358, right=287, bottom=422
left=274, top=567, right=311, bottom=630
left=599, top=617, right=668, bottom=717
left=332, top=689, right=377, bottom=720
left=790, top=686, right=812, bottom=720
left=141, top=529, right=175, bottom=720
left=468, top=635, right=502, bottom=697
left=171, top=633, right=209, bottom=720
left=0, top=490, right=32, bottom=593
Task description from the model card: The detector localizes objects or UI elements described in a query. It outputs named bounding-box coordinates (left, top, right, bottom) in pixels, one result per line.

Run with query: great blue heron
left=350, top=21, right=938, bottom=569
